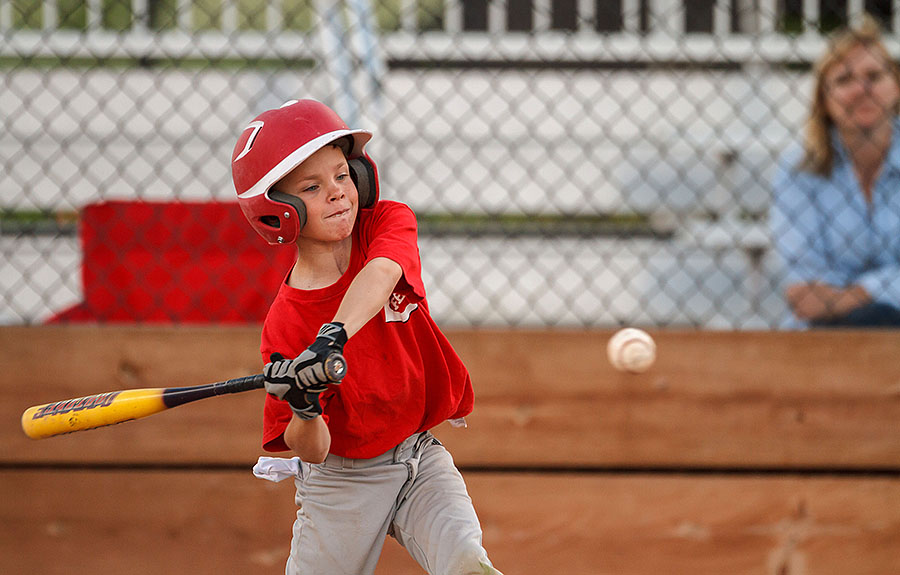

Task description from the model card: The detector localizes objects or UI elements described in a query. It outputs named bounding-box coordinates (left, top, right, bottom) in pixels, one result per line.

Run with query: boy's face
left=274, top=145, right=359, bottom=244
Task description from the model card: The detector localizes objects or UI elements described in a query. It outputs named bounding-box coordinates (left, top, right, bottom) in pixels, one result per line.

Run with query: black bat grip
left=217, top=373, right=266, bottom=395
left=162, top=373, right=266, bottom=409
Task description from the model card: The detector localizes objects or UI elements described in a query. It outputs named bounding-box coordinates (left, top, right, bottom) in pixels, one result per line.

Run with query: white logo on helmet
left=233, top=121, right=264, bottom=162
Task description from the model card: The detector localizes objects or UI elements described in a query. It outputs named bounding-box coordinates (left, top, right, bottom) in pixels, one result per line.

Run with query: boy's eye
left=336, top=173, right=348, bottom=181
left=302, top=184, right=319, bottom=193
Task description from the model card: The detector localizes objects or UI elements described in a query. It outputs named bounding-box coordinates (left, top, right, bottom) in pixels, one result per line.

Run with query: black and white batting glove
left=302, top=322, right=348, bottom=381
left=263, top=323, right=348, bottom=420
left=264, top=355, right=325, bottom=420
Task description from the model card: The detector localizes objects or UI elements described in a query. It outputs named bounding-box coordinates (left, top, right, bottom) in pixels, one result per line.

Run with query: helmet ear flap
left=267, top=190, right=307, bottom=240
left=349, top=156, right=378, bottom=209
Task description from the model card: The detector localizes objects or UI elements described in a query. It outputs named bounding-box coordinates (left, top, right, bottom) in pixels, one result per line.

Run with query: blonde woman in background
left=770, top=16, right=900, bottom=327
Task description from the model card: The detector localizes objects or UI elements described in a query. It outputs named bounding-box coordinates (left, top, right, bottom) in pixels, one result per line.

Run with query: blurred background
left=5, top=0, right=898, bottom=330
left=3, top=3, right=900, bottom=575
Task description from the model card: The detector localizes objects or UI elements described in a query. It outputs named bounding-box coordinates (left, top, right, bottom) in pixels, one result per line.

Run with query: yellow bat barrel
left=21, top=388, right=167, bottom=439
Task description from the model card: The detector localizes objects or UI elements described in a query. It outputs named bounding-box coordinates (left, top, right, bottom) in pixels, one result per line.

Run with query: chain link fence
left=2, top=0, right=899, bottom=328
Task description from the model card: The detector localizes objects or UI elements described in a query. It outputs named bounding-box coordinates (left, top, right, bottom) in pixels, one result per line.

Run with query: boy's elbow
left=299, top=448, right=328, bottom=465
left=290, top=440, right=329, bottom=464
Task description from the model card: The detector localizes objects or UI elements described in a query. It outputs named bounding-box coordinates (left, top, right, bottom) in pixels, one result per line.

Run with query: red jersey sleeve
left=360, top=202, right=426, bottom=301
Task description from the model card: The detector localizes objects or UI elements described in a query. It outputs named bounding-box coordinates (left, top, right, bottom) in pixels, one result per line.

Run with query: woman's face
left=824, top=43, right=900, bottom=134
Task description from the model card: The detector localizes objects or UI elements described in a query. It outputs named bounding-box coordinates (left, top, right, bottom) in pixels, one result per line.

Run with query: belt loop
left=392, top=433, right=417, bottom=464
left=324, top=453, right=349, bottom=470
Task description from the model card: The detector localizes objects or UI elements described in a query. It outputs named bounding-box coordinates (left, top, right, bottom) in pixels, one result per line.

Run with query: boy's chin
left=320, top=224, right=355, bottom=242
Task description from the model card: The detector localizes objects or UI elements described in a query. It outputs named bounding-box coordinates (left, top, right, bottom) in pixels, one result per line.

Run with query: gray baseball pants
left=286, top=431, right=501, bottom=575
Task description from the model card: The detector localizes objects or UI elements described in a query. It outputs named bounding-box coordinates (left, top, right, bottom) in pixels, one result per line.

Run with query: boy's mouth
left=326, top=208, right=350, bottom=219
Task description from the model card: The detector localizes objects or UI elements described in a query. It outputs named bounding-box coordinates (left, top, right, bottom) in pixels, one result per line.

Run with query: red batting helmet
left=231, top=99, right=379, bottom=245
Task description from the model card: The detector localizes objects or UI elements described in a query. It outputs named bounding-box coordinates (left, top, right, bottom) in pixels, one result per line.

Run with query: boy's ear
left=349, top=157, right=378, bottom=209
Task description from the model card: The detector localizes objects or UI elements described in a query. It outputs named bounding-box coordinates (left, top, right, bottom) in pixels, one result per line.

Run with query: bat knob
left=324, top=353, right=347, bottom=382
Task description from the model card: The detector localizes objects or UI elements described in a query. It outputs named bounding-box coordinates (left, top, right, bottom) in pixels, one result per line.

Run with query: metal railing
left=4, top=1, right=897, bottom=61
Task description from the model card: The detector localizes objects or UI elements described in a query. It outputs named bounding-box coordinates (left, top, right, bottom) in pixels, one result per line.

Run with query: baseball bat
left=21, top=353, right=346, bottom=440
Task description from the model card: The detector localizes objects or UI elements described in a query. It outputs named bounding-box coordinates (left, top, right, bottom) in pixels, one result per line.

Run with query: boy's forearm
left=284, top=415, right=331, bottom=463
left=333, top=257, right=402, bottom=337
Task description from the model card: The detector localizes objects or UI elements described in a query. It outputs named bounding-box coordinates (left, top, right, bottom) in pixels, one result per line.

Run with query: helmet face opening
left=258, top=216, right=280, bottom=229
left=231, top=99, right=375, bottom=245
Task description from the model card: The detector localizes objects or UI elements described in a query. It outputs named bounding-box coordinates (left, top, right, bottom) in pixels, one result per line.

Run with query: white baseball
left=607, top=328, right=656, bottom=373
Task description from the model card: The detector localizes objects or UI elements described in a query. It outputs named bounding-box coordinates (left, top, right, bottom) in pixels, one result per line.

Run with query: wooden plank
left=440, top=329, right=900, bottom=469
left=2, top=326, right=900, bottom=468
left=1, top=470, right=898, bottom=575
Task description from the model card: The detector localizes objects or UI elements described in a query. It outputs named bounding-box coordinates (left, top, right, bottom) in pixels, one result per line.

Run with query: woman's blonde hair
left=801, top=15, right=900, bottom=176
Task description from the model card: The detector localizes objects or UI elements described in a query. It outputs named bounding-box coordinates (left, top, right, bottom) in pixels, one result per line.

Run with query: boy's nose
left=327, top=183, right=345, bottom=199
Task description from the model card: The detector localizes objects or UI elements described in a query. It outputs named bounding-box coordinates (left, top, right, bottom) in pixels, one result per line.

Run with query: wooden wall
left=2, top=326, right=899, bottom=575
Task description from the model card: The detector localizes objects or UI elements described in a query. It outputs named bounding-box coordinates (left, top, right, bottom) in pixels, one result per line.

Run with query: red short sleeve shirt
left=260, top=201, right=474, bottom=458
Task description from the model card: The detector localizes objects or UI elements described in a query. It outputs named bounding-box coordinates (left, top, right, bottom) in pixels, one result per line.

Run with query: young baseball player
left=231, top=99, right=502, bottom=575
